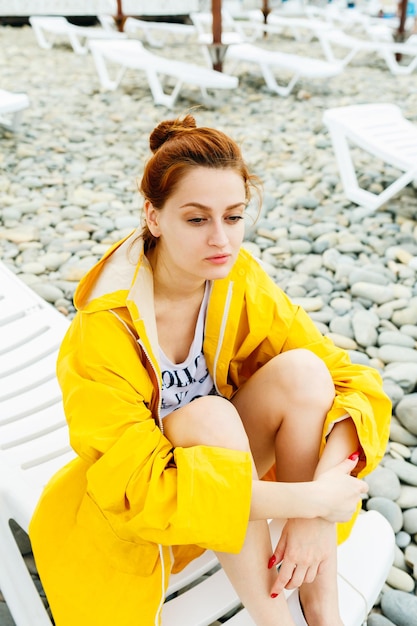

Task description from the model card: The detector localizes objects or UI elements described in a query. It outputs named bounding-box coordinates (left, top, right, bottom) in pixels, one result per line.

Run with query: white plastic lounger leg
left=28, top=17, right=70, bottom=50
left=67, top=30, right=89, bottom=55
left=146, top=70, right=183, bottom=108
left=325, top=123, right=382, bottom=209
left=0, top=90, right=30, bottom=131
left=0, top=108, right=24, bottom=132
left=29, top=20, right=54, bottom=49
left=317, top=32, right=360, bottom=66
left=258, top=63, right=300, bottom=96
left=381, top=47, right=417, bottom=75
left=89, top=45, right=127, bottom=91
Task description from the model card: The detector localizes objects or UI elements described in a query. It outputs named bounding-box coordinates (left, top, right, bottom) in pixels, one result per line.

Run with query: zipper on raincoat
left=108, top=309, right=164, bottom=433
left=137, top=337, right=164, bottom=434
left=211, top=281, right=234, bottom=394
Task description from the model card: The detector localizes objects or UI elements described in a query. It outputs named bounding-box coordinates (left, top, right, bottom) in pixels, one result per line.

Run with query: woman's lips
left=205, top=254, right=231, bottom=265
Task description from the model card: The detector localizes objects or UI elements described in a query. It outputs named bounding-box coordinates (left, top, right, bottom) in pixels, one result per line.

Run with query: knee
left=270, top=349, right=335, bottom=410
left=165, top=395, right=251, bottom=452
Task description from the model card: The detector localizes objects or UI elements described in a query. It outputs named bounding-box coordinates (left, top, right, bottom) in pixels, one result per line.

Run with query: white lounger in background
left=29, top=16, right=127, bottom=55
left=122, top=16, right=197, bottom=49
left=225, top=43, right=342, bottom=97
left=323, top=103, right=417, bottom=211
left=317, top=28, right=417, bottom=75
left=88, top=39, right=238, bottom=108
left=252, top=11, right=333, bottom=43
left=0, top=259, right=395, bottom=626
left=0, top=89, right=29, bottom=131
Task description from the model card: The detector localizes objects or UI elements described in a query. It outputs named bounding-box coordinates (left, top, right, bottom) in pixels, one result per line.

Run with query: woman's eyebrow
left=179, top=202, right=247, bottom=210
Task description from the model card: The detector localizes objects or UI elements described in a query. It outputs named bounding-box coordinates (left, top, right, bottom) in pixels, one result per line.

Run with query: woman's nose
left=208, top=221, right=228, bottom=246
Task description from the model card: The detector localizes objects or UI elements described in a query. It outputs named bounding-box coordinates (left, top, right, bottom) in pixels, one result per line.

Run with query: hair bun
left=149, top=114, right=197, bottom=153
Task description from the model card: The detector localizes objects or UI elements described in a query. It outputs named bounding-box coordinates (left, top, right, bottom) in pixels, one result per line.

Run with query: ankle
left=299, top=587, right=343, bottom=626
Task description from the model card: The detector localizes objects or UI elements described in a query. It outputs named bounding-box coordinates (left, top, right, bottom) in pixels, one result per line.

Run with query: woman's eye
left=187, top=217, right=205, bottom=224
left=227, top=215, right=244, bottom=222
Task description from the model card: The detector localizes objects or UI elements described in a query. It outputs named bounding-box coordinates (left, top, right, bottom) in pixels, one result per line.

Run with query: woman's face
left=144, top=166, right=247, bottom=285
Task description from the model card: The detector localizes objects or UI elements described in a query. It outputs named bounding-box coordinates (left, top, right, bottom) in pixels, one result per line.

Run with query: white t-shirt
left=159, top=283, right=217, bottom=419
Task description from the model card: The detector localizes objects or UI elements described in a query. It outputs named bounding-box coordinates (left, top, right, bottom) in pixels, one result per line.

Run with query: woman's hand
left=313, top=456, right=368, bottom=523
left=269, top=518, right=336, bottom=597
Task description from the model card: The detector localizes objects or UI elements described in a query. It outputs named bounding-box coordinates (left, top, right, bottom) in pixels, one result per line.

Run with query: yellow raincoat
left=30, top=229, right=391, bottom=626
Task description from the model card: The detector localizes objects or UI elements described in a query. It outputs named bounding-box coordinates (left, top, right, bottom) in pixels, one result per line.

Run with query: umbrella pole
left=115, top=0, right=126, bottom=32
left=262, top=0, right=271, bottom=23
left=397, top=0, right=409, bottom=41
left=212, top=0, right=223, bottom=72
left=396, top=0, right=408, bottom=60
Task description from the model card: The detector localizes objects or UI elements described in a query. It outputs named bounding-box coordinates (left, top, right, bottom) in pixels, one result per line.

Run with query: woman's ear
left=143, top=200, right=161, bottom=237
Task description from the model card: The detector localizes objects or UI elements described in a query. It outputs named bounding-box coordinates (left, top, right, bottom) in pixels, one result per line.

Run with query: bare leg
left=164, top=349, right=347, bottom=625
left=231, top=349, right=344, bottom=626
left=164, top=396, right=296, bottom=626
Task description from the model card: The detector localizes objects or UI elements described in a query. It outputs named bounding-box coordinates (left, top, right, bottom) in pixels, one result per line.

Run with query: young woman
left=30, top=114, right=391, bottom=626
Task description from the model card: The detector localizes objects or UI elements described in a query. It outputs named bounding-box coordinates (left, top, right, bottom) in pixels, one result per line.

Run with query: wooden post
left=262, top=0, right=271, bottom=22
left=114, top=0, right=126, bottom=32
left=397, top=0, right=409, bottom=41
left=212, top=0, right=223, bottom=72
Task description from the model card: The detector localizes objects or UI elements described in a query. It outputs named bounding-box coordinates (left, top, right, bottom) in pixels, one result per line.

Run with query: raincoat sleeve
left=57, top=309, right=252, bottom=553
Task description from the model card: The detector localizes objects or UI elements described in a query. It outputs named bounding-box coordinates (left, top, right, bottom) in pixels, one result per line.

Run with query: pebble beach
left=1, top=15, right=417, bottom=626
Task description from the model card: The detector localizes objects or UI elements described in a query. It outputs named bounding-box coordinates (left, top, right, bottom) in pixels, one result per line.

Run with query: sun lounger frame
left=225, top=43, right=342, bottom=96
left=88, top=39, right=238, bottom=108
left=29, top=16, right=126, bottom=55
left=317, top=28, right=417, bottom=75
left=323, top=103, right=417, bottom=210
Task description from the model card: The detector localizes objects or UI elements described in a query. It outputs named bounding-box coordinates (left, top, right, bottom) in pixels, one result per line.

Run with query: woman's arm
left=315, top=417, right=362, bottom=477
left=250, top=455, right=367, bottom=523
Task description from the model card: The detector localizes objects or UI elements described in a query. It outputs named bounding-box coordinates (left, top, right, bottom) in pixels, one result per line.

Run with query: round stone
left=365, top=466, right=401, bottom=501
left=366, top=497, right=403, bottom=533
left=381, top=588, right=417, bottom=626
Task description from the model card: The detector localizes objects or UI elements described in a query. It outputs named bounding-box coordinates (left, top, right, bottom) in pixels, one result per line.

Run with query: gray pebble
left=367, top=614, right=396, bottom=626
left=381, top=588, right=417, bottom=626
left=365, top=466, right=401, bottom=501
left=366, top=497, right=404, bottom=534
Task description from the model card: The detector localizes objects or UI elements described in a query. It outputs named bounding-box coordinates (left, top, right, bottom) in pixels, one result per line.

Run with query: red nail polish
left=268, top=555, right=277, bottom=569
left=271, top=593, right=278, bottom=598
left=348, top=451, right=360, bottom=461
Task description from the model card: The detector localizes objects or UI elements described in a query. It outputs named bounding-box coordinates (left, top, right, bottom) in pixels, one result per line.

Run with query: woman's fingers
left=270, top=561, right=319, bottom=596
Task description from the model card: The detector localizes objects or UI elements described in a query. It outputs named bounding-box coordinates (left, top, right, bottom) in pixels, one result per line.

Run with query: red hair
left=139, top=114, right=260, bottom=251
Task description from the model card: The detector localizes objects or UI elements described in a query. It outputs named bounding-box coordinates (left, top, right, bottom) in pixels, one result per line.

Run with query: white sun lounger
left=0, top=259, right=395, bottom=626
left=317, top=28, right=417, bottom=75
left=225, top=43, right=342, bottom=96
left=323, top=103, right=417, bottom=210
left=190, top=9, right=255, bottom=41
left=88, top=39, right=238, bottom=108
left=255, top=12, right=333, bottom=43
left=122, top=16, right=197, bottom=48
left=29, top=16, right=127, bottom=55
left=0, top=89, right=29, bottom=131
